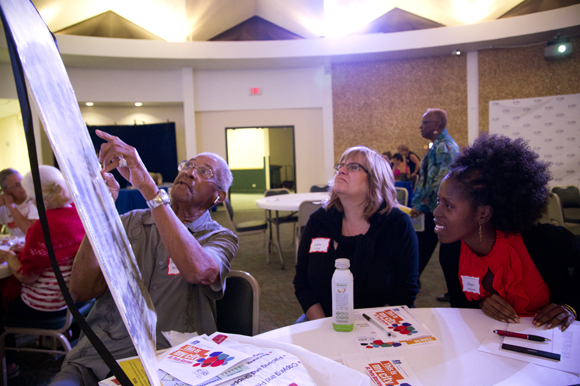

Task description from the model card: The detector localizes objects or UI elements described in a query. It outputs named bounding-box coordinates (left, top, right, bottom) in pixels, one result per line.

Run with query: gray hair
left=22, top=165, right=72, bottom=209
left=196, top=152, right=233, bottom=192
left=0, top=168, right=18, bottom=190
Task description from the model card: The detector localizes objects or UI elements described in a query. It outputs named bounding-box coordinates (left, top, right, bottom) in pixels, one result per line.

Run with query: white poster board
left=0, top=1, right=160, bottom=385
left=489, top=93, right=580, bottom=187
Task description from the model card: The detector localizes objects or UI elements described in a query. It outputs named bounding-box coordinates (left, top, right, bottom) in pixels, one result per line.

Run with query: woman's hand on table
left=533, top=303, right=576, bottom=332
left=480, top=294, right=520, bottom=324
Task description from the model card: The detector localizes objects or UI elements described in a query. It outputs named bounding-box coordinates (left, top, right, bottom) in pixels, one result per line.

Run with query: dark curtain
left=87, top=123, right=178, bottom=188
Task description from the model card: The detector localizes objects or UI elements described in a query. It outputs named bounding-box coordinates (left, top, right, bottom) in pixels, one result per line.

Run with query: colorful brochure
left=341, top=352, right=424, bottom=386
left=157, top=335, right=252, bottom=386
left=352, top=307, right=439, bottom=351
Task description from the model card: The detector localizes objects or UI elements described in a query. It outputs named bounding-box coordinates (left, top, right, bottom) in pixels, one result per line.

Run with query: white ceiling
left=31, top=0, right=529, bottom=42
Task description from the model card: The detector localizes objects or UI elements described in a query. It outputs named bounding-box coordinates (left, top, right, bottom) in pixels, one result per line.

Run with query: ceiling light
left=451, top=50, right=461, bottom=56
left=135, top=102, right=143, bottom=107
left=85, top=102, right=94, bottom=106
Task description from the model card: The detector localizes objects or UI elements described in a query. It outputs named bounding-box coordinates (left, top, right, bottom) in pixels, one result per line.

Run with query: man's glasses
left=333, top=163, right=369, bottom=174
left=178, top=161, right=214, bottom=180
left=421, top=120, right=439, bottom=125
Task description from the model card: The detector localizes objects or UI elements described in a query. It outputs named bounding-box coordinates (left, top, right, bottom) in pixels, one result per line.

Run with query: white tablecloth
left=258, top=307, right=580, bottom=386
left=255, top=192, right=329, bottom=211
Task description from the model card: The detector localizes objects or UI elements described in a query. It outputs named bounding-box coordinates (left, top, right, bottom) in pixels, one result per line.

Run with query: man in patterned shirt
left=410, top=109, right=460, bottom=298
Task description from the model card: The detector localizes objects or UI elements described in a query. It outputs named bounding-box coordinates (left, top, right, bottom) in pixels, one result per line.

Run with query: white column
left=322, top=65, right=334, bottom=181
left=182, top=67, right=197, bottom=157
left=467, top=51, right=479, bottom=144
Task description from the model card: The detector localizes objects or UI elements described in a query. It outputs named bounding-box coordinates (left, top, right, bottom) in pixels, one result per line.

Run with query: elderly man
left=409, top=109, right=459, bottom=297
left=0, top=168, right=38, bottom=237
left=50, top=130, right=238, bottom=386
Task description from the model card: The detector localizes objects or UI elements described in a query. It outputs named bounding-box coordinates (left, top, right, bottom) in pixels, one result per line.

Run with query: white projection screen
left=489, top=93, right=580, bottom=188
left=0, top=1, right=160, bottom=384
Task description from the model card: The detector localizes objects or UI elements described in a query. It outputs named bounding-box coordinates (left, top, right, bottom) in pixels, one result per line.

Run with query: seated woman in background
left=293, top=146, right=419, bottom=321
left=0, top=166, right=85, bottom=376
left=436, top=134, right=578, bottom=331
left=391, top=153, right=409, bottom=181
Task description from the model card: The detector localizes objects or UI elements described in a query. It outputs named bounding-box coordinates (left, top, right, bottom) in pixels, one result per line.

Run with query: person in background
left=0, top=168, right=38, bottom=237
left=293, top=146, right=419, bottom=321
left=397, top=145, right=421, bottom=180
left=391, top=153, right=409, bottom=181
left=0, top=165, right=85, bottom=379
left=436, top=134, right=578, bottom=331
left=409, top=109, right=459, bottom=301
left=51, top=130, right=238, bottom=386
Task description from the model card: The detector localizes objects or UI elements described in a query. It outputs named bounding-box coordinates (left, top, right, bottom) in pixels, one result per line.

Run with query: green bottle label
left=333, top=323, right=354, bottom=332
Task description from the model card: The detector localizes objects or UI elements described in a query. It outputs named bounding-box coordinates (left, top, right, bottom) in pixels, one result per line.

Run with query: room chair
left=546, top=190, right=580, bottom=236
left=295, top=200, right=323, bottom=262
left=310, top=184, right=329, bottom=193
left=216, top=270, right=260, bottom=336
left=222, top=199, right=268, bottom=257
left=263, top=189, right=298, bottom=266
left=0, top=301, right=94, bottom=385
left=537, top=193, right=565, bottom=226
left=551, top=186, right=580, bottom=224
left=411, top=174, right=419, bottom=190
left=395, top=187, right=409, bottom=207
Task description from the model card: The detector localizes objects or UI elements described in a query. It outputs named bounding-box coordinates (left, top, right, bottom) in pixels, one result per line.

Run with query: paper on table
left=341, top=352, right=424, bottom=386
left=493, top=363, right=580, bottom=386
left=479, top=318, right=580, bottom=376
left=352, top=307, right=440, bottom=351
left=157, top=335, right=252, bottom=386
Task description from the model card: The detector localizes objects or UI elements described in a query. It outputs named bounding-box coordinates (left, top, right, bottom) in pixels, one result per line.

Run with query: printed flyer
left=352, top=307, right=439, bottom=351
left=157, top=335, right=252, bottom=385
left=341, top=352, right=423, bottom=386
left=208, top=333, right=317, bottom=386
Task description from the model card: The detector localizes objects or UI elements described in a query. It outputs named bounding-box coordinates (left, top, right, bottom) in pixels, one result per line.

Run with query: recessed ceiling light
left=86, top=102, right=94, bottom=106
left=135, top=102, right=143, bottom=107
left=451, top=50, right=461, bottom=56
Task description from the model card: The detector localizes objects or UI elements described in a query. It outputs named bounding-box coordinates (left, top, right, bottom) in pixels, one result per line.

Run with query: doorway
left=225, top=126, right=296, bottom=210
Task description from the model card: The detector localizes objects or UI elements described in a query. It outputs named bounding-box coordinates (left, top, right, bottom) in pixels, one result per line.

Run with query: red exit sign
left=250, top=87, right=261, bottom=95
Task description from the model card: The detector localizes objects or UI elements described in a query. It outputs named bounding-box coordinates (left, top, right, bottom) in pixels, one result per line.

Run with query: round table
left=258, top=307, right=580, bottom=386
left=255, top=193, right=329, bottom=268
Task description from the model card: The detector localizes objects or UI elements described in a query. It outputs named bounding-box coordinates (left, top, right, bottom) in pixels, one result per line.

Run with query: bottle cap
left=335, top=258, right=350, bottom=269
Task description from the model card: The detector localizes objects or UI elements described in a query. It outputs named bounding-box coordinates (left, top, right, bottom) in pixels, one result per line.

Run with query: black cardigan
left=439, top=223, right=580, bottom=314
left=293, top=206, right=419, bottom=317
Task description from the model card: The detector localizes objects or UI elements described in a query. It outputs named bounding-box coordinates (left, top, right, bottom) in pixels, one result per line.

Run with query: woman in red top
left=0, top=165, right=85, bottom=376
left=435, top=134, right=578, bottom=331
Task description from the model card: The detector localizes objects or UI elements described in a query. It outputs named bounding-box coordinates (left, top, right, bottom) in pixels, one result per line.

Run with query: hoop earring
left=479, top=224, right=482, bottom=243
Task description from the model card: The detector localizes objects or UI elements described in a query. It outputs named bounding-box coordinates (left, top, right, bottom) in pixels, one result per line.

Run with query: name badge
left=309, top=238, right=331, bottom=253
left=167, top=257, right=180, bottom=276
left=461, top=275, right=480, bottom=295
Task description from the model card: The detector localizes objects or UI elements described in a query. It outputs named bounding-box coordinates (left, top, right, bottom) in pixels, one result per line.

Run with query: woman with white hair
left=293, top=146, right=419, bottom=321
left=0, top=166, right=85, bottom=378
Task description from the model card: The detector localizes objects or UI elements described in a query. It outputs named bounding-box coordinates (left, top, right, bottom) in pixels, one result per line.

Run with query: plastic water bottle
left=332, top=258, right=354, bottom=332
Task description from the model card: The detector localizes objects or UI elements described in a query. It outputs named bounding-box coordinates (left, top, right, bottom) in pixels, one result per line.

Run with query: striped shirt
left=21, top=256, right=74, bottom=311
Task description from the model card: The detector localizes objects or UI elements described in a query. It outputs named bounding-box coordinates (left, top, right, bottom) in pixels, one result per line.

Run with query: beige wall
left=332, top=55, right=468, bottom=161
left=196, top=108, right=328, bottom=193
left=479, top=36, right=580, bottom=133
left=0, top=115, right=30, bottom=174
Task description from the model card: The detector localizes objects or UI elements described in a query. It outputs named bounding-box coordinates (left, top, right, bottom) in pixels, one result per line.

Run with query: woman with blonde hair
left=0, top=166, right=85, bottom=377
left=293, top=146, right=419, bottom=321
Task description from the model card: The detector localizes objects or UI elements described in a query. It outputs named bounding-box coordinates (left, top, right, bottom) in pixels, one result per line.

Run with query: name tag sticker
left=461, top=275, right=480, bottom=294
left=167, top=257, right=180, bottom=276
left=309, top=238, right=331, bottom=253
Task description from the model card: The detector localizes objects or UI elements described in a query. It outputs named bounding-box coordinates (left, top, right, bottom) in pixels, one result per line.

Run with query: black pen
left=362, top=313, right=392, bottom=337
left=501, top=343, right=561, bottom=361
left=493, top=330, right=551, bottom=342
